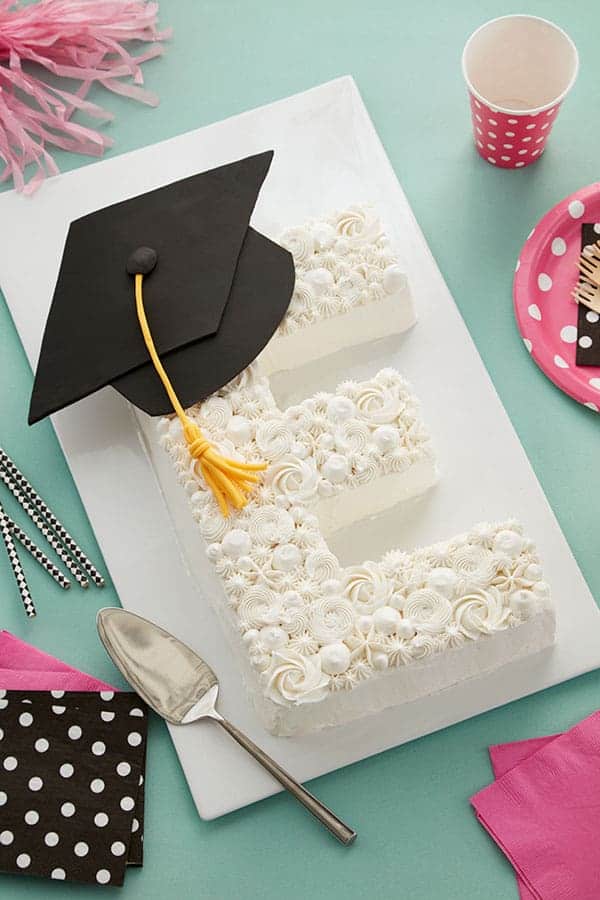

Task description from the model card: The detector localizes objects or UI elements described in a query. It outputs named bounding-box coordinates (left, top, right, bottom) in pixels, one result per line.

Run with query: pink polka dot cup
left=462, top=15, right=578, bottom=169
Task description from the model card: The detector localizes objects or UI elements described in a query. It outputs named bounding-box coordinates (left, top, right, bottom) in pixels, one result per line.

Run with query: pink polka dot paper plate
left=514, top=183, right=600, bottom=412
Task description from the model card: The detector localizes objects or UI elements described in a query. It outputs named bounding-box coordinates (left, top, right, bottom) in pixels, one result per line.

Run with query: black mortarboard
left=28, top=150, right=294, bottom=424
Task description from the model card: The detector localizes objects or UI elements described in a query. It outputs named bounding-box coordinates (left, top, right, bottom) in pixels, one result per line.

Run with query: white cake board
left=1, top=77, right=599, bottom=820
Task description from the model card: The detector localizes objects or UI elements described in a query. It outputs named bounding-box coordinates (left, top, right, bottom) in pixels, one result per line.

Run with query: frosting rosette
left=453, top=587, right=510, bottom=640
left=334, top=206, right=382, bottom=246
left=263, top=649, right=330, bottom=706
left=355, top=385, right=402, bottom=425
left=255, top=420, right=293, bottom=460
left=266, top=456, right=320, bottom=504
left=451, top=545, right=498, bottom=590
left=310, top=596, right=355, bottom=643
left=238, top=586, right=279, bottom=631
left=248, top=507, right=295, bottom=545
left=280, top=226, right=315, bottom=263
left=403, top=588, right=452, bottom=635
left=342, top=562, right=392, bottom=613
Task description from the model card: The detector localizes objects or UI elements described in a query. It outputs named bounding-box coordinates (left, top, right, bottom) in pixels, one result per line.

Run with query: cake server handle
left=215, top=716, right=357, bottom=845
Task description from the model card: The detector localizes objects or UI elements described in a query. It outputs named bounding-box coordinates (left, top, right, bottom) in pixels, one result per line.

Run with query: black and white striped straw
left=8, top=516, right=71, bottom=590
left=0, top=465, right=89, bottom=589
left=0, top=449, right=104, bottom=588
left=0, top=501, right=36, bottom=618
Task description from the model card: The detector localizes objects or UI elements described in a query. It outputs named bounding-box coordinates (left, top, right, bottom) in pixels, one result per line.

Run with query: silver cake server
left=96, top=607, right=356, bottom=845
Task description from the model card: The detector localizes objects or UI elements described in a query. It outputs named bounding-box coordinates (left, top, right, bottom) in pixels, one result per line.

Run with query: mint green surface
left=0, top=1, right=599, bottom=897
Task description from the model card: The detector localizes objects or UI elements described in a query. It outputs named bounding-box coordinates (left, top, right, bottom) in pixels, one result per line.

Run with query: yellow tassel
left=134, top=273, right=266, bottom=516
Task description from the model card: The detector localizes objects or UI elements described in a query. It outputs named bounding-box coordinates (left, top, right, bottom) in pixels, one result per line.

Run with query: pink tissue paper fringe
left=0, top=0, right=171, bottom=193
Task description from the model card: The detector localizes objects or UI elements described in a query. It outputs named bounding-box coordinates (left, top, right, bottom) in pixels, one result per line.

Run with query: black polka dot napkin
left=0, top=690, right=147, bottom=887
left=576, top=223, right=600, bottom=367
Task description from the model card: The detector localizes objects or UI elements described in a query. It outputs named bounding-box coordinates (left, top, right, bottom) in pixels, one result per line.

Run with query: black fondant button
left=127, top=246, right=158, bottom=275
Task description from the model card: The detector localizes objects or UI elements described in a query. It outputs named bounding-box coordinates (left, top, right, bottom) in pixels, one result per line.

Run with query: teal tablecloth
left=1, top=2, right=598, bottom=897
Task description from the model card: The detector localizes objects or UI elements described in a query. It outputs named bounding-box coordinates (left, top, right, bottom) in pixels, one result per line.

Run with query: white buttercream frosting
left=275, top=205, right=406, bottom=337
left=158, top=365, right=550, bottom=708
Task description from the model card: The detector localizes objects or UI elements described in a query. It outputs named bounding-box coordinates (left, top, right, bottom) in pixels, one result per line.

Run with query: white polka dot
left=477, top=140, right=484, bottom=149
left=476, top=126, right=483, bottom=135
left=51, top=691, right=64, bottom=699
left=3, top=756, right=17, bottom=771
left=96, top=869, right=111, bottom=884
left=117, top=761, right=131, bottom=776
left=130, top=708, right=144, bottom=717
left=528, top=304, right=542, bottom=321
left=546, top=107, right=555, bottom=116
left=95, top=812, right=109, bottom=828
left=475, top=113, right=482, bottom=122
left=586, top=311, right=599, bottom=324
left=68, top=725, right=82, bottom=740
left=508, top=118, right=518, bottom=124
left=503, top=143, right=513, bottom=149
left=474, top=99, right=481, bottom=108
left=100, top=691, right=114, bottom=701
left=0, top=830, right=14, bottom=845
left=45, top=831, right=59, bottom=847
left=0, top=792, right=6, bottom=806
left=554, top=354, right=569, bottom=369
left=515, top=162, right=525, bottom=167
left=535, top=136, right=545, bottom=144
left=489, top=118, right=498, bottom=125
left=569, top=200, right=585, bottom=219
left=111, top=841, right=126, bottom=856
left=532, top=150, right=541, bottom=157
left=59, top=763, right=74, bottom=778
left=505, top=131, right=515, bottom=137
left=541, top=122, right=549, bottom=129
left=90, top=778, right=105, bottom=794
left=522, top=137, right=532, bottom=143
left=0, top=690, right=6, bottom=698
left=487, top=157, right=496, bottom=164
left=16, top=853, right=30, bottom=869
left=74, top=841, right=89, bottom=857
left=589, top=378, right=600, bottom=391
left=584, top=402, right=599, bottom=411
left=51, top=868, right=66, bottom=880
left=35, top=738, right=49, bottom=753
left=501, top=155, right=511, bottom=161
left=517, top=149, right=528, bottom=156
left=551, top=237, right=567, bottom=256
left=29, top=776, right=43, bottom=791
left=579, top=336, right=593, bottom=349
left=526, top=123, right=536, bottom=130
left=101, top=711, right=115, bottom=722
left=52, top=705, right=66, bottom=715
left=523, top=338, right=533, bottom=353
left=0, top=699, right=7, bottom=710
left=120, top=796, right=135, bottom=811
left=488, top=131, right=497, bottom=139
left=139, top=774, right=144, bottom=786
left=18, top=712, right=33, bottom=727
left=61, top=802, right=76, bottom=817
left=131, top=818, right=139, bottom=833
left=92, top=741, right=106, bottom=756
left=0, top=728, right=3, bottom=740
left=537, top=273, right=552, bottom=291
left=560, top=325, right=578, bottom=343
left=24, top=810, right=39, bottom=825
left=594, top=223, right=600, bottom=234
left=515, top=259, right=521, bottom=272
left=127, top=732, right=142, bottom=747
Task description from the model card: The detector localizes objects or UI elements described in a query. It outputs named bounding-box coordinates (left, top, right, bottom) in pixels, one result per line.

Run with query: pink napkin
left=472, top=712, right=600, bottom=900
left=0, top=630, right=115, bottom=691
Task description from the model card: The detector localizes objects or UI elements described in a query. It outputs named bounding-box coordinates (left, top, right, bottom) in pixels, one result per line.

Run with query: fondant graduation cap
left=29, top=151, right=295, bottom=515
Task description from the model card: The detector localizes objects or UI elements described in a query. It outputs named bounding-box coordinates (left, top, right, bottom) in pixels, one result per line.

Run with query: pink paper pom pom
left=0, top=0, right=172, bottom=193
